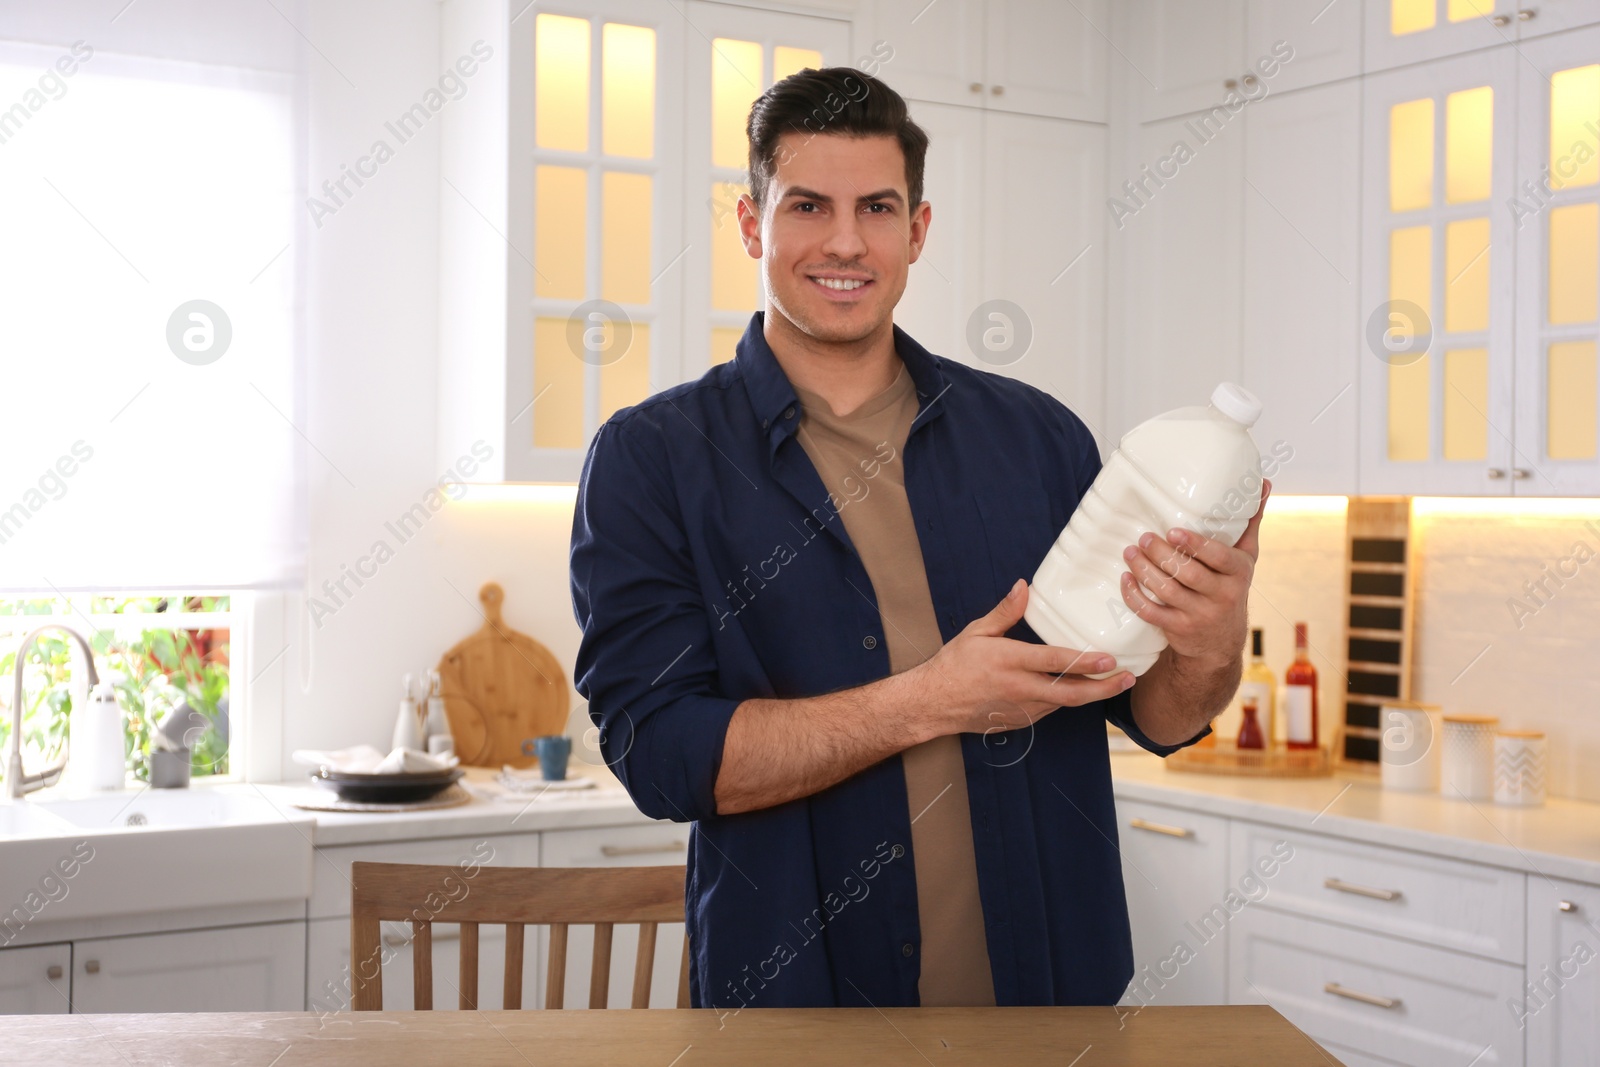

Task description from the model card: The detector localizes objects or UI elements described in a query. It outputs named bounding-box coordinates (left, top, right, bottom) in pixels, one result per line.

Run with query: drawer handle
left=1559, top=900, right=1579, bottom=913
left=84, top=960, right=100, bottom=975
left=46, top=965, right=63, bottom=981
left=1128, top=817, right=1194, bottom=839
left=1325, top=982, right=1401, bottom=1010
left=1324, top=877, right=1402, bottom=902
left=600, top=841, right=687, bottom=857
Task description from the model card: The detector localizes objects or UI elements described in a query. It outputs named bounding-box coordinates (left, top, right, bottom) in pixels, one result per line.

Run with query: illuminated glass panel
left=536, top=15, right=589, bottom=152
left=1549, top=341, right=1599, bottom=459
left=602, top=23, right=655, bottom=159
left=1444, top=217, right=1490, bottom=334
left=1445, top=86, right=1492, bottom=204
left=536, top=165, right=587, bottom=300
left=1390, top=98, right=1434, bottom=213
left=1550, top=64, right=1600, bottom=190
left=712, top=39, right=763, bottom=170
left=601, top=171, right=652, bottom=305
left=534, top=316, right=585, bottom=450
left=1442, top=348, right=1488, bottom=460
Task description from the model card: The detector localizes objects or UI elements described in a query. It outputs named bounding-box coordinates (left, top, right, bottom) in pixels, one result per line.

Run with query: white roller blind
left=0, top=17, right=306, bottom=592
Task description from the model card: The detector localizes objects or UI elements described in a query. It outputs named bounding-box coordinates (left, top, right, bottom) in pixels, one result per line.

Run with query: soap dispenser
left=79, top=681, right=127, bottom=791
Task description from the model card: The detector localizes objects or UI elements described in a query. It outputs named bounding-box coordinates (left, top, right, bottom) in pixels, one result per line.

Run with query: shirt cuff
left=1103, top=688, right=1211, bottom=758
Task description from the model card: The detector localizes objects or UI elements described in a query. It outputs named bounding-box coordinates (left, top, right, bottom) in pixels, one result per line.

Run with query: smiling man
left=570, top=68, right=1268, bottom=1011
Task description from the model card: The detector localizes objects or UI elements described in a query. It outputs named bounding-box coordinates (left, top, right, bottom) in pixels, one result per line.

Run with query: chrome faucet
left=6, top=624, right=98, bottom=800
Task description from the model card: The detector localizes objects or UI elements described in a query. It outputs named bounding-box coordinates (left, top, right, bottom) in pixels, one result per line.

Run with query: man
left=570, top=68, right=1268, bottom=1011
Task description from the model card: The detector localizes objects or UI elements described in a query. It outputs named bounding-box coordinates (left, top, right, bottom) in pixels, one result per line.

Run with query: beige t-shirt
left=792, top=361, right=996, bottom=1008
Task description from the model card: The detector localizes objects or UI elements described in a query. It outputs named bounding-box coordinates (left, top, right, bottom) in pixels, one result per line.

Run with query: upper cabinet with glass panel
left=1367, top=0, right=1600, bottom=73
left=1514, top=27, right=1600, bottom=494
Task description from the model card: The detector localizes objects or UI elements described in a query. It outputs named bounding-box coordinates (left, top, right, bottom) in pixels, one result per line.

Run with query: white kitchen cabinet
left=536, top=822, right=690, bottom=1010
left=1246, top=0, right=1362, bottom=94
left=1513, top=25, right=1600, bottom=495
left=70, top=923, right=304, bottom=1013
left=981, top=112, right=1109, bottom=437
left=1364, top=0, right=1518, bottom=72
left=855, top=0, right=1108, bottom=121
left=679, top=2, right=853, bottom=379
left=892, top=101, right=986, bottom=370
left=889, top=103, right=1108, bottom=447
left=1127, top=0, right=1247, bottom=122
left=1114, top=799, right=1232, bottom=1007
left=1517, top=0, right=1600, bottom=39
left=1242, top=79, right=1361, bottom=493
left=1232, top=819, right=1526, bottom=963
left=1230, top=904, right=1526, bottom=1067
left=308, top=832, right=541, bottom=920
left=0, top=943, right=71, bottom=1015
left=1524, top=876, right=1600, bottom=1067
left=1110, top=109, right=1244, bottom=440
left=1358, top=45, right=1520, bottom=495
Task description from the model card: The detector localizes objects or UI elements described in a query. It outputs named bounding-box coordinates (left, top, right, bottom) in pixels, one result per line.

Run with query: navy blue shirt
left=570, top=312, right=1204, bottom=1011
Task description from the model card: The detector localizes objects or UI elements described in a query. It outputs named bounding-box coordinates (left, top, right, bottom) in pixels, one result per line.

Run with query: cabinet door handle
left=969, top=82, right=983, bottom=94
left=46, top=965, right=63, bottom=981
left=990, top=85, right=1004, bottom=96
left=600, top=841, right=687, bottom=857
left=1513, top=468, right=1531, bottom=479
left=1559, top=899, right=1579, bottom=913
left=1325, top=982, right=1401, bottom=1010
left=1129, top=817, right=1193, bottom=839
left=1518, top=8, right=1537, bottom=19
left=84, top=960, right=100, bottom=975
left=1492, top=13, right=1513, bottom=24
left=1223, top=78, right=1239, bottom=90
left=1242, top=74, right=1258, bottom=86
left=1487, top=467, right=1506, bottom=478
left=1324, top=877, right=1402, bottom=901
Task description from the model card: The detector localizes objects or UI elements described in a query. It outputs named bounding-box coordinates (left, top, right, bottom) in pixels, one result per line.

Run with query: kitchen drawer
left=309, top=832, right=540, bottom=919
left=1229, top=906, right=1525, bottom=1067
left=1231, top=820, right=1525, bottom=964
left=540, top=822, right=688, bottom=867
left=539, top=823, right=689, bottom=1009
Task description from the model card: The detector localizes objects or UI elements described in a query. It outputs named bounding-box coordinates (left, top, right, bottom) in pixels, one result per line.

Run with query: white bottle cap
left=1210, top=382, right=1262, bottom=427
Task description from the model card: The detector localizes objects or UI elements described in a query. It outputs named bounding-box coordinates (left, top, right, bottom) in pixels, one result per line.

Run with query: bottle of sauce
left=1237, top=628, right=1277, bottom=748
left=1284, top=623, right=1319, bottom=750
left=1236, top=696, right=1264, bottom=750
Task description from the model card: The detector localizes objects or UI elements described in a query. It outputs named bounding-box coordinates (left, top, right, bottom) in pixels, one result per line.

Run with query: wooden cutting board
left=437, top=582, right=568, bottom=769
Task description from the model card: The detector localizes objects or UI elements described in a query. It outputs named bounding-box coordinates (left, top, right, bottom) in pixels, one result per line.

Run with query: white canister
left=1379, top=701, right=1441, bottom=792
left=1494, top=731, right=1548, bottom=807
left=1441, top=715, right=1499, bottom=801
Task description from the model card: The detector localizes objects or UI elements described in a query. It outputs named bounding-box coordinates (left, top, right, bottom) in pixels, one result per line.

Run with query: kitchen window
left=0, top=594, right=239, bottom=784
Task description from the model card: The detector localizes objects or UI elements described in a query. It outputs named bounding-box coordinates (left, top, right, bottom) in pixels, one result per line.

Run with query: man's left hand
left=1118, top=478, right=1271, bottom=668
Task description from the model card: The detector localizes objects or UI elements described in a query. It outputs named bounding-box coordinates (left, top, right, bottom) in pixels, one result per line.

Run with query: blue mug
left=535, top=735, right=571, bottom=781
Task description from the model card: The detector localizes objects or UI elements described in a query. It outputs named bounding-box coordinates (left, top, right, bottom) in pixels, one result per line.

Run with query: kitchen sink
left=0, top=802, right=76, bottom=837
left=35, top=788, right=289, bottom=830
left=0, top=785, right=315, bottom=922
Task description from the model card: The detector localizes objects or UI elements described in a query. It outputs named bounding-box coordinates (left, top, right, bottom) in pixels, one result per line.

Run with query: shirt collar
left=733, top=311, right=949, bottom=454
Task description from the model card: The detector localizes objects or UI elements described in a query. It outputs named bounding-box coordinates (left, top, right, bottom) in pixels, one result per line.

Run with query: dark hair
left=745, top=67, right=929, bottom=212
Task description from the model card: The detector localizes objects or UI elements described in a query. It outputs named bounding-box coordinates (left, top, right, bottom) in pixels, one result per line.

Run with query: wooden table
left=3, top=1006, right=1344, bottom=1065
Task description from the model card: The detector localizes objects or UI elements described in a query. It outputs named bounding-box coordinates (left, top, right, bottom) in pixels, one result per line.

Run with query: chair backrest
left=350, top=861, right=690, bottom=1011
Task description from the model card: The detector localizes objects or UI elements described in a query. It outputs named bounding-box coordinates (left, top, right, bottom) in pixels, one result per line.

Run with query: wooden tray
left=1166, top=741, right=1333, bottom=777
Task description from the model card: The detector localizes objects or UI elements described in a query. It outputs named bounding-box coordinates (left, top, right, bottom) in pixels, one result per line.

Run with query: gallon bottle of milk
left=1023, top=383, right=1264, bottom=678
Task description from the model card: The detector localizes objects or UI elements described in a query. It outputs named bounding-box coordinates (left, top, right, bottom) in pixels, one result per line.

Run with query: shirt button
left=901, top=943, right=914, bottom=957
left=891, top=843, right=905, bottom=859
left=862, top=635, right=877, bottom=650
left=784, top=407, right=795, bottom=419
left=761, top=418, right=770, bottom=429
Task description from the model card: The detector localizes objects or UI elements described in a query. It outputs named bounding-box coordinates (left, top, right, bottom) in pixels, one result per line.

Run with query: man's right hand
left=911, top=579, right=1136, bottom=737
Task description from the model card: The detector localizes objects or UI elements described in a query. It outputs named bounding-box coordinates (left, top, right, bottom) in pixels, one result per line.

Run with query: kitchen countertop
left=252, top=761, right=660, bottom=847
left=1111, top=750, right=1600, bottom=885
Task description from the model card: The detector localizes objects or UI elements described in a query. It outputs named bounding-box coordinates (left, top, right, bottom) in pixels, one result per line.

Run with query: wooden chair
left=350, top=861, right=690, bottom=1010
